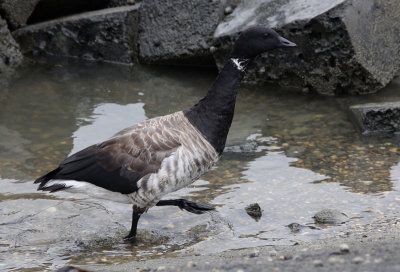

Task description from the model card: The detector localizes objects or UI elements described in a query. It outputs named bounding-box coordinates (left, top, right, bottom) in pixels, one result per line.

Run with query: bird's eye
left=263, top=33, right=269, bottom=38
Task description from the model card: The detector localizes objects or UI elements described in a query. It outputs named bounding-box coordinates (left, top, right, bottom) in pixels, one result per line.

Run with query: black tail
left=34, top=167, right=60, bottom=189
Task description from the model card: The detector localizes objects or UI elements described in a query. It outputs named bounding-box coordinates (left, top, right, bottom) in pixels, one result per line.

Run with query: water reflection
left=71, top=103, right=146, bottom=154
left=0, top=60, right=399, bottom=271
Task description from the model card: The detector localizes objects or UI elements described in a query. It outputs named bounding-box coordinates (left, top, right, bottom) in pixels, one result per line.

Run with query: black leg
left=156, top=199, right=215, bottom=214
left=124, top=210, right=141, bottom=242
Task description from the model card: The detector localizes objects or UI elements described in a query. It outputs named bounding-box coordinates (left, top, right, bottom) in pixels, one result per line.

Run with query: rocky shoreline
left=1, top=0, right=399, bottom=96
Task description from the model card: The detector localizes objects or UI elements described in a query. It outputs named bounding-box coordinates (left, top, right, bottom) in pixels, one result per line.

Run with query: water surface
left=1, top=60, right=400, bottom=271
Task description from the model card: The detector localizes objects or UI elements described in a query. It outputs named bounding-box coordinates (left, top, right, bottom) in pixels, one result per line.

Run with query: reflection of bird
left=35, top=26, right=296, bottom=242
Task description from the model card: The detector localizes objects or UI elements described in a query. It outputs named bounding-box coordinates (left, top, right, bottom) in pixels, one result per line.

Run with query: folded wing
left=35, top=122, right=181, bottom=194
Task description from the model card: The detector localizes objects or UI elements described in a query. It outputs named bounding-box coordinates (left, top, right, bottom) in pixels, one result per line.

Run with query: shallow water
left=0, top=60, right=399, bottom=271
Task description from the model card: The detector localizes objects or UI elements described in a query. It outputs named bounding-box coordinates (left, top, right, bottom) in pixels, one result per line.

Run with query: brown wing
left=35, top=117, right=182, bottom=194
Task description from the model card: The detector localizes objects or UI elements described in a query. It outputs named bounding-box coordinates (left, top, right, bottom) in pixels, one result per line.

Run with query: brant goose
left=35, top=26, right=296, bottom=242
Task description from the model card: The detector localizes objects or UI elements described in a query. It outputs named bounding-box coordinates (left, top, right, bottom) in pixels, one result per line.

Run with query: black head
left=231, top=26, right=296, bottom=59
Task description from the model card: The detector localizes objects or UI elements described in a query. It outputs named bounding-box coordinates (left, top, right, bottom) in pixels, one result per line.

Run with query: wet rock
left=138, top=0, right=225, bottom=66
left=12, top=5, right=140, bottom=64
left=245, top=203, right=263, bottom=220
left=349, top=102, right=400, bottom=135
left=0, top=15, right=22, bottom=90
left=313, top=209, right=348, bottom=224
left=213, top=0, right=400, bottom=95
left=287, top=222, right=305, bottom=233
left=0, top=15, right=23, bottom=72
left=0, top=0, right=40, bottom=29
left=224, top=142, right=258, bottom=153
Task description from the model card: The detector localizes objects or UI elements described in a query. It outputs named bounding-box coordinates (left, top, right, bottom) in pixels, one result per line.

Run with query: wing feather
left=35, top=116, right=182, bottom=194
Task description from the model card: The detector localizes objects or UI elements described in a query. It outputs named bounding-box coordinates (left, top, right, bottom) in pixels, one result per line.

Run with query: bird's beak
left=278, top=36, right=297, bottom=47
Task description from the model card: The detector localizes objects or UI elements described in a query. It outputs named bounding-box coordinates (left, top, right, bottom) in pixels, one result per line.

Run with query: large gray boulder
left=0, top=0, right=40, bottom=29
left=0, top=15, right=22, bottom=74
left=12, top=5, right=140, bottom=64
left=213, top=0, right=400, bottom=95
left=138, top=0, right=226, bottom=66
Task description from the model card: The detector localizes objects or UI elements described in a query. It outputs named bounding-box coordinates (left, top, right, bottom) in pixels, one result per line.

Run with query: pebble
left=287, top=223, right=304, bottom=232
left=209, top=46, right=217, bottom=54
left=328, top=256, right=345, bottom=265
left=157, top=266, right=166, bottom=271
left=353, top=256, right=364, bottom=264
left=269, top=250, right=277, bottom=257
left=313, top=259, right=323, bottom=267
left=187, top=261, right=197, bottom=268
left=45, top=207, right=57, bottom=213
left=339, top=243, right=350, bottom=254
left=249, top=250, right=259, bottom=258
left=224, top=6, right=233, bottom=14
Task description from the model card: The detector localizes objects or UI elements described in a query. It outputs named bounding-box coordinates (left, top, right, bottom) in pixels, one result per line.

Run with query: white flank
left=42, top=179, right=132, bottom=204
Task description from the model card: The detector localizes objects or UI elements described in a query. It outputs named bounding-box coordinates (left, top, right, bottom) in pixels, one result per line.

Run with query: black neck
left=184, top=58, right=250, bottom=154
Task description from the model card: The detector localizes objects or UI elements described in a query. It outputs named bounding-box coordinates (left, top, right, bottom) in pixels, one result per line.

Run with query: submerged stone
left=287, top=222, right=304, bottom=233
left=213, top=0, right=400, bottom=95
left=349, top=102, right=400, bottom=135
left=12, top=5, right=140, bottom=64
left=245, top=203, right=263, bottom=220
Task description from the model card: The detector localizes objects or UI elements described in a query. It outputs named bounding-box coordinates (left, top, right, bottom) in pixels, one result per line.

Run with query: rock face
left=349, top=102, right=400, bottom=135
left=0, top=0, right=40, bottom=29
left=138, top=0, right=225, bottom=66
left=213, top=0, right=400, bottom=95
left=0, top=15, right=23, bottom=74
left=12, top=5, right=140, bottom=64
left=0, top=15, right=22, bottom=94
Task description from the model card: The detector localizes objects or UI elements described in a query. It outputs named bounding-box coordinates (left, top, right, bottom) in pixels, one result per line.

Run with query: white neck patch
left=231, top=58, right=248, bottom=72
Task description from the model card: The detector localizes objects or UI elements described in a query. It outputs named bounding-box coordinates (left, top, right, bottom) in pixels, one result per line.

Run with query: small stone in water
left=287, top=223, right=304, bottom=232
left=328, top=256, right=345, bottom=265
left=339, top=243, right=350, bottom=254
left=313, top=259, right=323, bottom=267
left=245, top=203, right=263, bottom=220
left=249, top=250, right=259, bottom=258
left=46, top=207, right=57, bottom=213
left=353, top=256, right=364, bottom=264
left=313, top=209, right=348, bottom=224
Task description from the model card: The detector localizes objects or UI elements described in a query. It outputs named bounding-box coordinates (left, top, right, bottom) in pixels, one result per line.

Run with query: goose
left=34, top=26, right=296, bottom=242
